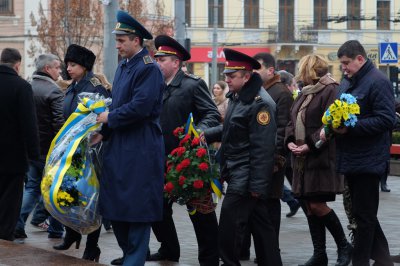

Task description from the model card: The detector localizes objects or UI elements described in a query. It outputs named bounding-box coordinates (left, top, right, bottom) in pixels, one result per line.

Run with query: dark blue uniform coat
left=99, top=48, right=165, bottom=223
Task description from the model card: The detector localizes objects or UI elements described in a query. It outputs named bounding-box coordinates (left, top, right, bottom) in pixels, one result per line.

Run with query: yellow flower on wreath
left=57, top=191, right=75, bottom=204
left=41, top=173, right=54, bottom=206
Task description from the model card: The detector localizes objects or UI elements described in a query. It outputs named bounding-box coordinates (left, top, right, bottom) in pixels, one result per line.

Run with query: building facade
left=2, top=0, right=400, bottom=84
left=161, top=0, right=400, bottom=87
left=0, top=0, right=48, bottom=78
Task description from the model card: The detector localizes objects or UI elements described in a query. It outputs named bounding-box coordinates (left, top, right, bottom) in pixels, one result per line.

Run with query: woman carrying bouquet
left=52, top=44, right=109, bottom=262
left=285, top=54, right=352, bottom=266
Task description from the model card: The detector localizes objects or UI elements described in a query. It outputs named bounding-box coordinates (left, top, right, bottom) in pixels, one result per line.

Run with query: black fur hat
left=64, top=44, right=96, bottom=71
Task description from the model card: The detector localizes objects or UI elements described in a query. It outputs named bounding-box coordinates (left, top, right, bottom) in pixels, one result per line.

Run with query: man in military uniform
left=95, top=11, right=165, bottom=265
left=240, top=52, right=298, bottom=261
left=203, top=48, right=282, bottom=266
left=253, top=52, right=298, bottom=217
left=147, top=35, right=221, bottom=266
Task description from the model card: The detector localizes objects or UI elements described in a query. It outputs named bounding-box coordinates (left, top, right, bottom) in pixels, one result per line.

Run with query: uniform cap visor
left=112, top=29, right=131, bottom=35
left=223, top=69, right=238, bottom=74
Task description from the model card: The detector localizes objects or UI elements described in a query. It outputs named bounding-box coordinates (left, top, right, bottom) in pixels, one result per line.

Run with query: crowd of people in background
left=1, top=9, right=399, bottom=266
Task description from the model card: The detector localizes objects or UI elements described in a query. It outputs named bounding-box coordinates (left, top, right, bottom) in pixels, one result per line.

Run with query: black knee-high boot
left=82, top=226, right=102, bottom=261
left=299, top=215, right=328, bottom=266
left=322, top=210, right=353, bottom=266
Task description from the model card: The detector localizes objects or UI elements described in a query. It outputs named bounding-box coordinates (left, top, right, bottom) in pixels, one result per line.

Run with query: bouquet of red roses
left=164, top=125, right=220, bottom=210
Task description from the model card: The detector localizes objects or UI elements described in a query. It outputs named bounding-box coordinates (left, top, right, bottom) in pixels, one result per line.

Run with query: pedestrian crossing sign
left=379, top=42, right=398, bottom=64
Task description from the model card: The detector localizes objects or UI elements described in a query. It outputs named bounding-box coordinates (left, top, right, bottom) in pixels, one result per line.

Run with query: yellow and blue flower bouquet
left=322, top=93, right=360, bottom=130
left=316, top=93, right=360, bottom=149
left=41, top=93, right=111, bottom=234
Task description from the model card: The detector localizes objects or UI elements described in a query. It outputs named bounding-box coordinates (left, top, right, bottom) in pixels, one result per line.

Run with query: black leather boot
left=380, top=174, right=390, bottom=192
left=322, top=210, right=352, bottom=266
left=110, top=257, right=124, bottom=265
left=82, top=245, right=101, bottom=262
left=82, top=227, right=101, bottom=261
left=299, top=215, right=328, bottom=266
left=53, top=226, right=82, bottom=250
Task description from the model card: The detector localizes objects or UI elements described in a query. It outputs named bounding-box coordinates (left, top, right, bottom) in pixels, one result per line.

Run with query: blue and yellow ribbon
left=184, top=113, right=199, bottom=137
left=45, top=98, right=106, bottom=214
left=211, top=178, right=222, bottom=199
left=184, top=113, right=222, bottom=214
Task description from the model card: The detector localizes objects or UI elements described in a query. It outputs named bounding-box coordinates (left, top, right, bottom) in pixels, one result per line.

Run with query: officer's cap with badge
left=64, top=44, right=96, bottom=71
left=154, top=35, right=191, bottom=61
left=113, top=10, right=153, bottom=40
left=223, top=48, right=261, bottom=74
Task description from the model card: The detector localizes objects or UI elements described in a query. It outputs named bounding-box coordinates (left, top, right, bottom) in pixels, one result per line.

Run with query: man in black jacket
left=14, top=54, right=65, bottom=239
left=240, top=52, right=298, bottom=261
left=146, top=35, right=220, bottom=266
left=204, top=48, right=281, bottom=266
left=0, top=48, right=40, bottom=241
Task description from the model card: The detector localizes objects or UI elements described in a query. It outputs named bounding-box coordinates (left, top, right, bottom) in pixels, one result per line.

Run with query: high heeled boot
left=322, top=210, right=353, bottom=266
left=82, top=245, right=101, bottom=262
left=82, top=226, right=102, bottom=261
left=53, top=226, right=82, bottom=250
left=299, top=215, right=328, bottom=266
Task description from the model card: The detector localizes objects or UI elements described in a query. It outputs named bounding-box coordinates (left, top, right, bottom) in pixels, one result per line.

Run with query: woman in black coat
left=52, top=44, right=109, bottom=262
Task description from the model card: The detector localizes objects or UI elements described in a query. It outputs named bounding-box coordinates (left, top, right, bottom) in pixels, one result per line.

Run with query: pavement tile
left=2, top=176, right=400, bottom=265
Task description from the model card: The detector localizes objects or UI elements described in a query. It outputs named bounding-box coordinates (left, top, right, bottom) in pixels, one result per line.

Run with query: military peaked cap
left=113, top=10, right=153, bottom=40
left=223, top=48, right=261, bottom=74
left=154, top=35, right=191, bottom=61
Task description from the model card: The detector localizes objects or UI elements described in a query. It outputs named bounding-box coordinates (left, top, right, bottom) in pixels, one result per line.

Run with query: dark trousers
left=219, top=192, right=282, bottom=266
left=346, top=174, right=392, bottom=266
left=241, top=198, right=281, bottom=255
left=0, top=174, right=24, bottom=240
left=112, top=221, right=151, bottom=266
left=151, top=198, right=219, bottom=266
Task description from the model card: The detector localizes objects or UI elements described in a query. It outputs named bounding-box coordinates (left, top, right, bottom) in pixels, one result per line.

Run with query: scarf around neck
left=295, top=73, right=336, bottom=144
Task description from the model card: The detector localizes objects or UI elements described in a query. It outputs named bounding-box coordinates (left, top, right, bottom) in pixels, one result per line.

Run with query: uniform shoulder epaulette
left=90, top=77, right=102, bottom=87
left=143, top=55, right=153, bottom=64
left=184, top=72, right=200, bottom=80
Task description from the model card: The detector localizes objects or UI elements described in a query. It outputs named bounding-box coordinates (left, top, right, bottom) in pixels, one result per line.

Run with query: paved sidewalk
left=2, top=176, right=400, bottom=265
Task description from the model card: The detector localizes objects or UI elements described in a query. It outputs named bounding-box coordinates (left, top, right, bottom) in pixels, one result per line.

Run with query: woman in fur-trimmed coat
left=285, top=54, right=352, bottom=266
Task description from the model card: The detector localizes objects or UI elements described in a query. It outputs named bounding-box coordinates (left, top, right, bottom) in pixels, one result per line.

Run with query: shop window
left=208, top=0, right=223, bottom=28
left=314, top=0, right=327, bottom=29
left=377, top=0, right=390, bottom=30
left=0, top=0, right=13, bottom=15
left=347, top=0, right=360, bottom=30
left=277, top=60, right=296, bottom=75
left=244, top=0, right=259, bottom=29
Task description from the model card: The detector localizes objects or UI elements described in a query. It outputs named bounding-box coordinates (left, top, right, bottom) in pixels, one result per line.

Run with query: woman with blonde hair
left=285, top=54, right=352, bottom=266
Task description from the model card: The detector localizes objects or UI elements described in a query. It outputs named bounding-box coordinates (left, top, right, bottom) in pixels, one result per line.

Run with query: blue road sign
left=379, top=42, right=398, bottom=64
